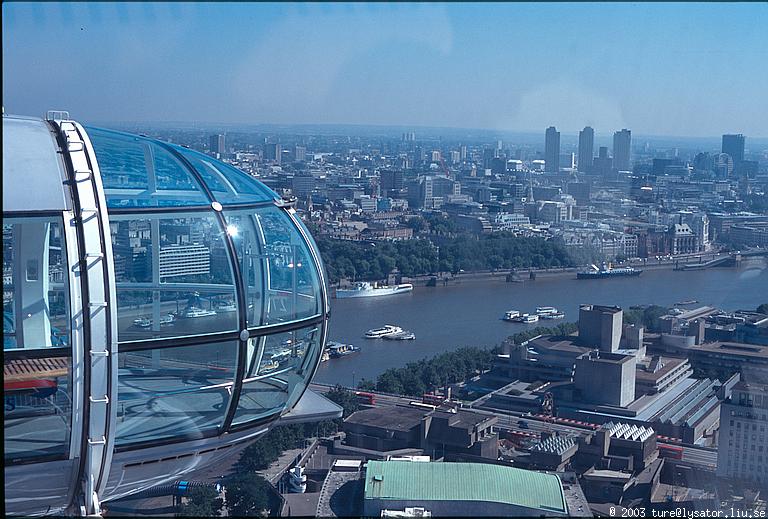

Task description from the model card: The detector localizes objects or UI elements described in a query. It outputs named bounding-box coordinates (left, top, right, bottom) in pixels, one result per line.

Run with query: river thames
left=314, top=259, right=768, bottom=387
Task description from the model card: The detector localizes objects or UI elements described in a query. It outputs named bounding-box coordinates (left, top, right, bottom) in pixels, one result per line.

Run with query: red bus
left=658, top=444, right=684, bottom=460
left=354, top=391, right=376, bottom=406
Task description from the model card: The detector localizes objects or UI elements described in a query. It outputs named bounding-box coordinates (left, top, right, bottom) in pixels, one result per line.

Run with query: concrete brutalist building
left=341, top=406, right=499, bottom=461
left=574, top=351, right=637, bottom=407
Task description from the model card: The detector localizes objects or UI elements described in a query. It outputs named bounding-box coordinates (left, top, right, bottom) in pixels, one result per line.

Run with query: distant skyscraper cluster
left=544, top=126, right=632, bottom=174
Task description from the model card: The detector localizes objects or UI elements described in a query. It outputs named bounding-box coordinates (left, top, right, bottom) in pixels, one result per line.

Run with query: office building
left=566, top=182, right=591, bottom=206
left=342, top=406, right=498, bottom=460
left=291, top=174, right=316, bottom=198
left=559, top=152, right=575, bottom=170
left=612, top=129, right=631, bottom=171
left=545, top=126, right=560, bottom=172
left=592, top=147, right=612, bottom=176
left=578, top=126, right=594, bottom=172
left=264, top=142, right=282, bottom=165
left=722, top=134, right=745, bottom=164
left=380, top=170, right=404, bottom=197
left=209, top=133, right=226, bottom=159
left=158, top=244, right=210, bottom=279
left=294, top=145, right=306, bottom=162
left=717, top=381, right=768, bottom=484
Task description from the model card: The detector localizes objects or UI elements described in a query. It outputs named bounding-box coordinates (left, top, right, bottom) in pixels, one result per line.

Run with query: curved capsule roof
left=85, top=127, right=281, bottom=208
left=2, top=115, right=72, bottom=211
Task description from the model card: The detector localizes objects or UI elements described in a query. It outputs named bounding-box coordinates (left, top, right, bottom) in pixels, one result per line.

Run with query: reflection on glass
left=87, top=127, right=210, bottom=208
left=4, top=356, right=72, bottom=461
left=175, top=148, right=278, bottom=206
left=110, top=214, right=237, bottom=342
left=3, top=218, right=70, bottom=350
left=233, top=326, right=321, bottom=426
left=115, top=341, right=237, bottom=446
left=226, top=207, right=321, bottom=328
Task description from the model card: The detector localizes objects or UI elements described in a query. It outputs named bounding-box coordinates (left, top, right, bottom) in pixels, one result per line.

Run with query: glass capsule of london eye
left=3, top=113, right=339, bottom=516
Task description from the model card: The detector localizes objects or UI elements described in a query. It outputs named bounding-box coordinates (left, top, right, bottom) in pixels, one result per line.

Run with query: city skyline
left=3, top=2, right=768, bottom=138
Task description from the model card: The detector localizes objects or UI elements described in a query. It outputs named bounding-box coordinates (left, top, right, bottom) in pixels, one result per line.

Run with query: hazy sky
left=3, top=2, right=767, bottom=137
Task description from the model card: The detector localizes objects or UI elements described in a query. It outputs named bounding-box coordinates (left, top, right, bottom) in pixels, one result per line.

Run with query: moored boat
left=336, top=282, right=413, bottom=299
left=383, top=331, right=415, bottom=340
left=503, top=310, right=521, bottom=321
left=182, top=307, right=218, bottom=318
left=364, top=324, right=403, bottom=338
left=133, top=314, right=175, bottom=328
left=259, top=359, right=280, bottom=372
left=328, top=341, right=361, bottom=358
left=133, top=317, right=151, bottom=328
left=577, top=262, right=642, bottom=279
left=511, top=313, right=539, bottom=323
left=216, top=300, right=237, bottom=312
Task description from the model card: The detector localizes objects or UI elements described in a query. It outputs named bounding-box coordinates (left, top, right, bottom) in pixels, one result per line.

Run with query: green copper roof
left=363, top=461, right=566, bottom=513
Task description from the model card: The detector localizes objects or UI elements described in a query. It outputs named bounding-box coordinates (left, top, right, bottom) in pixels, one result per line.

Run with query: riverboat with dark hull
left=577, top=263, right=642, bottom=280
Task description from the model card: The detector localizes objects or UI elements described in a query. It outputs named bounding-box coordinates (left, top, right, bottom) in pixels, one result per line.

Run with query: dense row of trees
left=316, top=233, right=574, bottom=283
left=357, top=347, right=495, bottom=396
left=622, top=305, right=670, bottom=332
left=358, top=323, right=578, bottom=397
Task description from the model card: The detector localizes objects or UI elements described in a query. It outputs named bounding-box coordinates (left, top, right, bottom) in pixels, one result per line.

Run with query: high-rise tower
left=545, top=126, right=560, bottom=173
left=578, top=126, right=594, bottom=172
left=722, top=134, right=745, bottom=163
left=209, top=133, right=226, bottom=158
left=612, top=129, right=631, bottom=171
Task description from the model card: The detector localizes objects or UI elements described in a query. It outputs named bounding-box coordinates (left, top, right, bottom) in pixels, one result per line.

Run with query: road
left=309, top=383, right=717, bottom=469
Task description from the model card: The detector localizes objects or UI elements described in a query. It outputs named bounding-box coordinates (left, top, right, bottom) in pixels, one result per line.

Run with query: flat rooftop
left=581, top=351, right=635, bottom=364
left=676, top=306, right=718, bottom=320
left=733, top=380, right=768, bottom=393
left=635, top=357, right=689, bottom=383
left=430, top=409, right=496, bottom=430
left=344, top=406, right=425, bottom=432
left=363, top=460, right=566, bottom=514
left=580, top=304, right=622, bottom=314
left=691, top=342, right=768, bottom=359
left=528, top=336, right=593, bottom=356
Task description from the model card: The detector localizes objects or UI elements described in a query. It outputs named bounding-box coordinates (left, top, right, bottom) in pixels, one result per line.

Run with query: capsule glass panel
left=110, top=214, right=238, bottom=342
left=233, top=325, right=322, bottom=426
left=174, top=147, right=279, bottom=205
left=225, top=207, right=321, bottom=328
left=3, top=216, right=72, bottom=463
left=4, top=355, right=73, bottom=462
left=3, top=217, right=70, bottom=351
left=87, top=127, right=210, bottom=208
left=115, top=340, right=238, bottom=446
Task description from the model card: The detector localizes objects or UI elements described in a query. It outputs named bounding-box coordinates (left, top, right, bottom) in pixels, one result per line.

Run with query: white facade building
left=158, top=244, right=210, bottom=278
left=717, top=381, right=768, bottom=484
